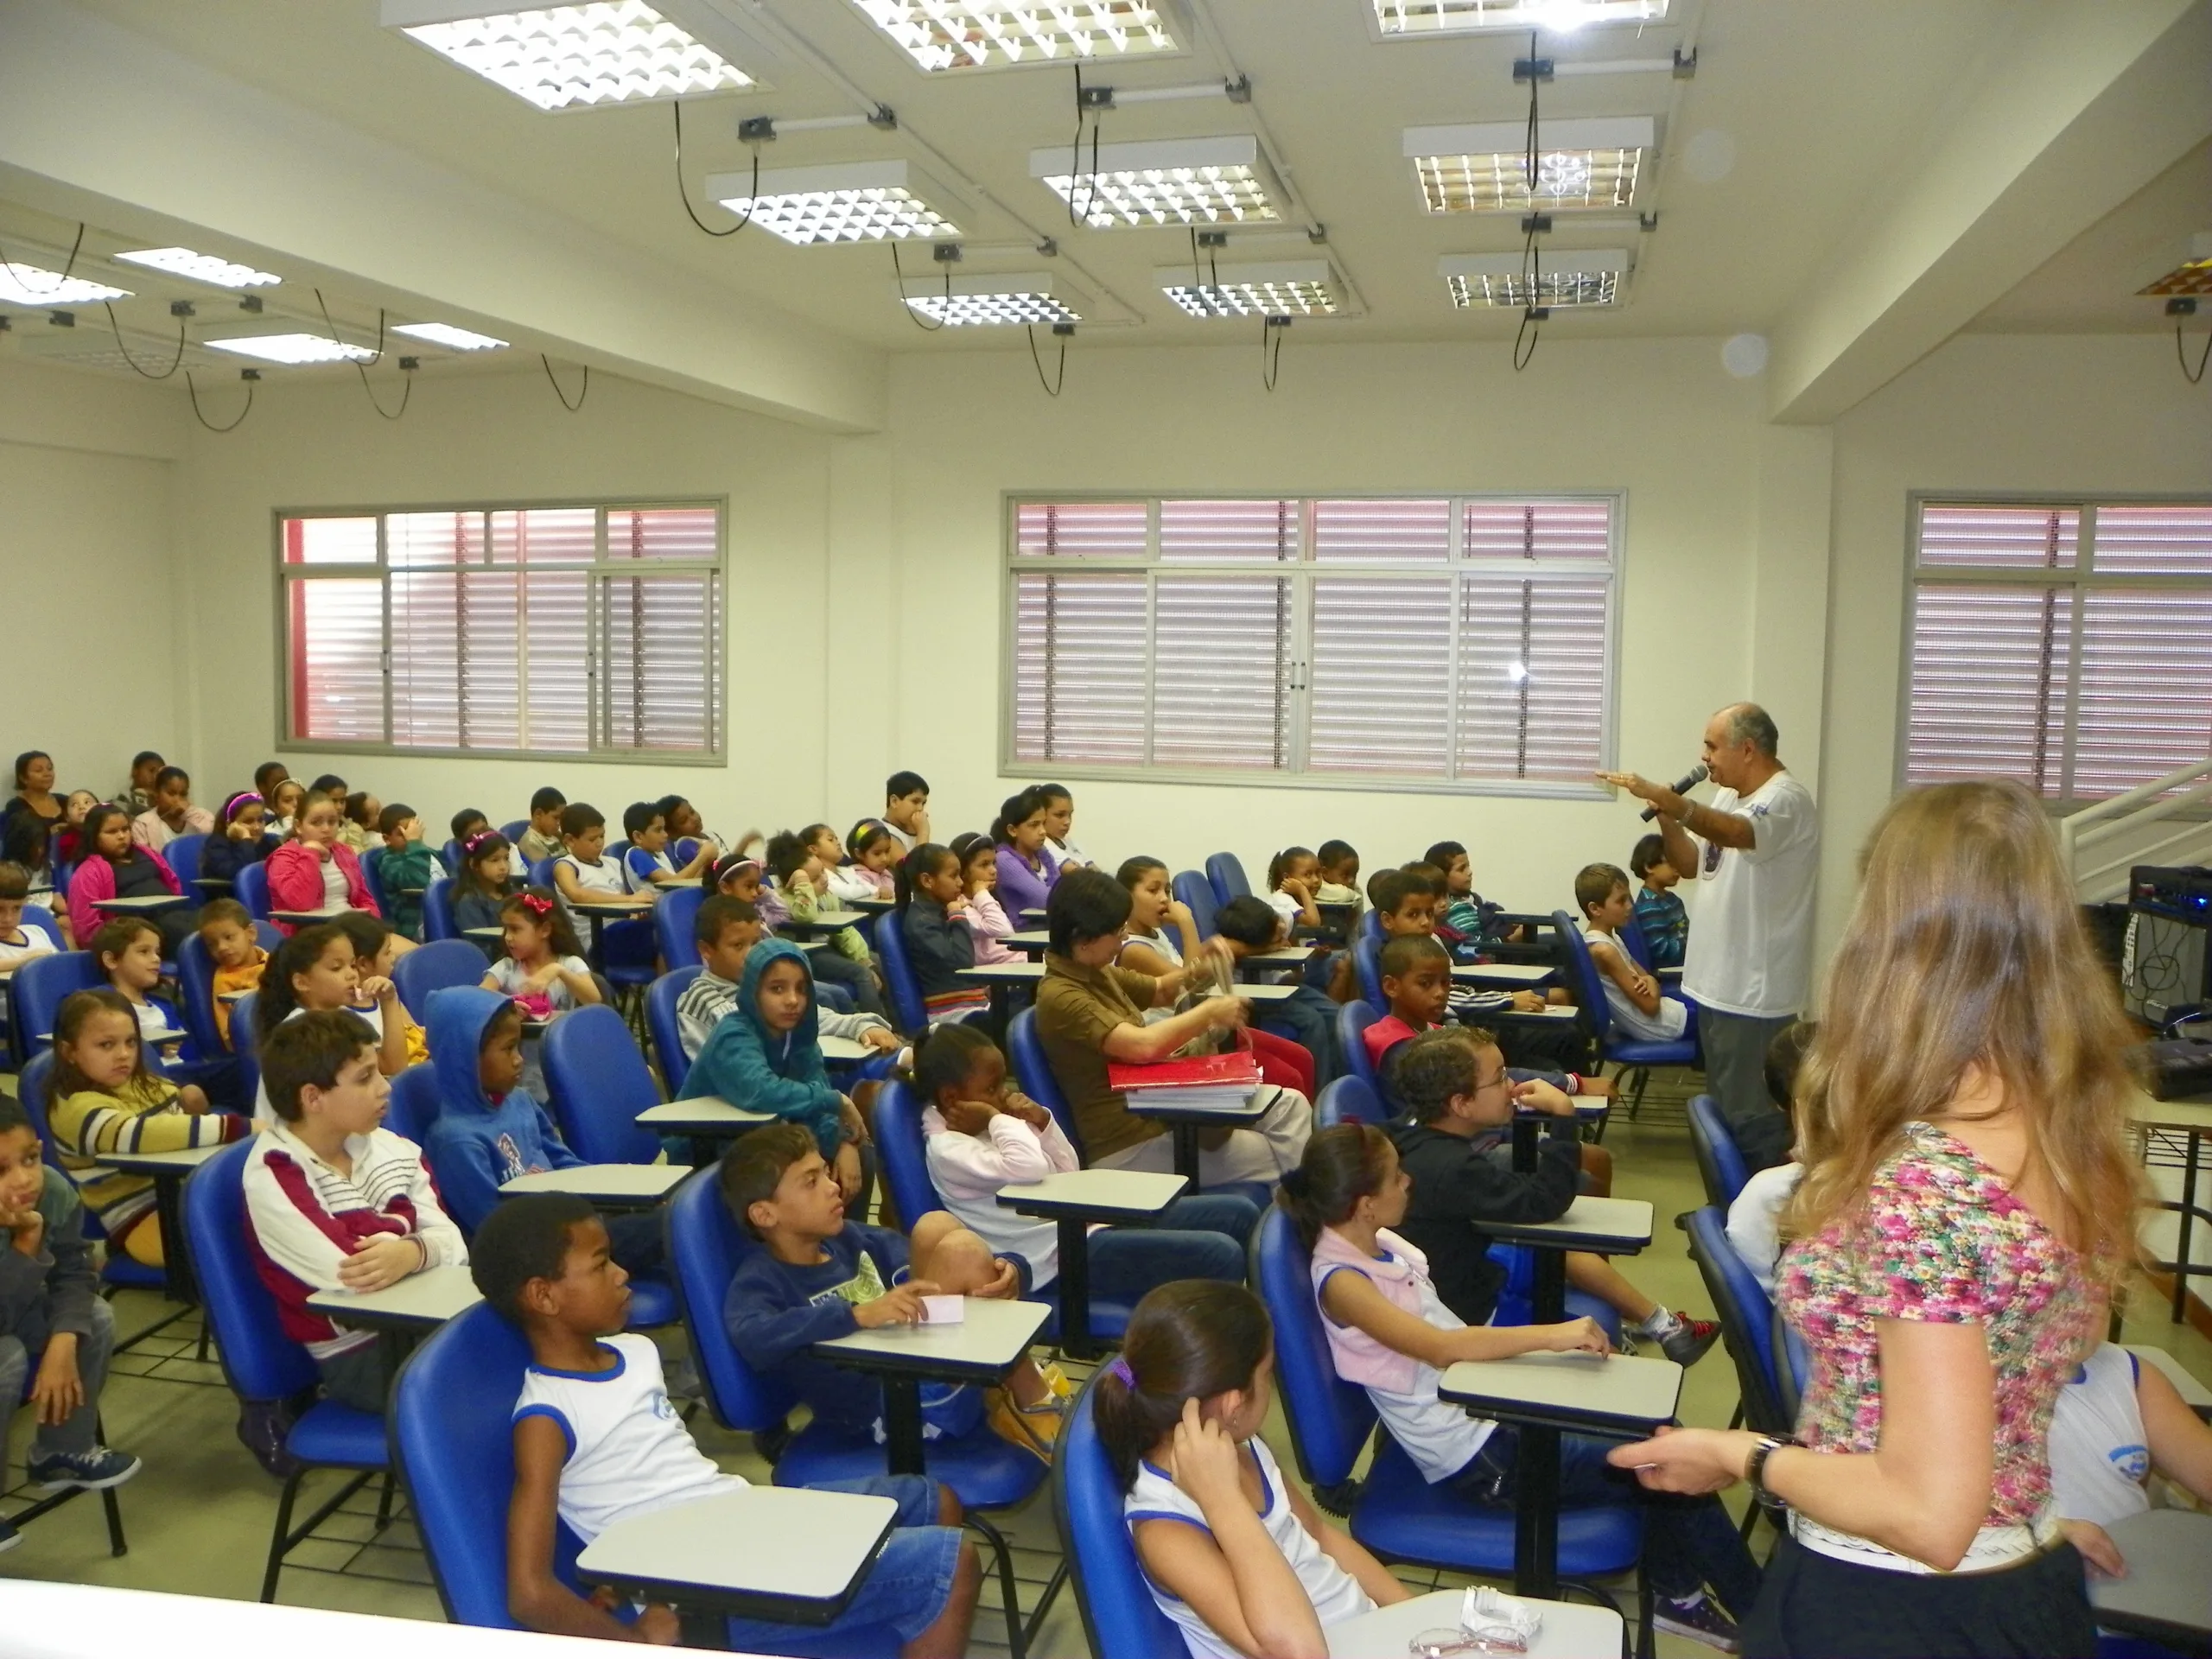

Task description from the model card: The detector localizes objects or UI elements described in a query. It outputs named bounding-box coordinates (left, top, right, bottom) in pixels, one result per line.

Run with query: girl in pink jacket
left=67, top=803, right=188, bottom=953
left=264, top=795, right=378, bottom=934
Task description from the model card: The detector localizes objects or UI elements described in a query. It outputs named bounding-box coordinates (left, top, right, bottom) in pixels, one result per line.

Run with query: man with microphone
left=1597, top=702, right=1817, bottom=1171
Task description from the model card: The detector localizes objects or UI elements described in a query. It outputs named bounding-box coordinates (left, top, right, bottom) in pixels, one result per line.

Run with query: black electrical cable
left=0, top=222, right=86, bottom=296
left=102, top=302, right=185, bottom=379
left=1261, top=316, right=1284, bottom=391
left=1067, top=67, right=1102, bottom=229
left=2180, top=322, right=2212, bottom=385
left=314, top=287, right=410, bottom=416
left=890, top=244, right=950, bottom=333
left=542, top=354, right=589, bottom=411
left=354, top=364, right=412, bottom=420
left=186, top=371, right=253, bottom=433
left=676, top=104, right=757, bottom=237
left=1027, top=325, right=1066, bottom=396
left=1512, top=30, right=1543, bottom=372
left=315, top=288, right=385, bottom=365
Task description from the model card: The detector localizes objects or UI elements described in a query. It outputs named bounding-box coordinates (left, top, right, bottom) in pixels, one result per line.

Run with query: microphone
left=1640, top=764, right=1708, bottom=821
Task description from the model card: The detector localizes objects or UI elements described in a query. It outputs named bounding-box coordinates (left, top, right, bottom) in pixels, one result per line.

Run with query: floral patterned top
left=1776, top=1121, right=2095, bottom=1529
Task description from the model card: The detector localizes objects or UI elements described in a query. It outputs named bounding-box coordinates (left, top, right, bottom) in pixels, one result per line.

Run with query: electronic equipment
left=2131, top=866, right=2212, bottom=924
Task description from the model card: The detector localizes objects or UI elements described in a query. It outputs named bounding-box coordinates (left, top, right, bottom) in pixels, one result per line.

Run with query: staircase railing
left=2058, top=759, right=2212, bottom=904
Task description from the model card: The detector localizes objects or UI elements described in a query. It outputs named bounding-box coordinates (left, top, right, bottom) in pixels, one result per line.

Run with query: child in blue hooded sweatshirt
left=422, top=988, right=663, bottom=1274
left=677, top=938, right=871, bottom=1205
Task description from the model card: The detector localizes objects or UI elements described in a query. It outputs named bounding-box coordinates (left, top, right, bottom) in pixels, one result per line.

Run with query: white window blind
left=1904, top=500, right=2212, bottom=800
left=1005, top=494, right=1620, bottom=795
left=280, top=500, right=724, bottom=761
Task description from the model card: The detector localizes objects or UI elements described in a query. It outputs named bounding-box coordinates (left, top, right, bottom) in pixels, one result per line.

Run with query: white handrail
left=2060, top=755, right=2212, bottom=901
left=2060, top=758, right=2212, bottom=861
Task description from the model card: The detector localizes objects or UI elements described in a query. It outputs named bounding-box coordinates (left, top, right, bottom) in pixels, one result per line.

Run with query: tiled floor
left=6, top=1068, right=2209, bottom=1656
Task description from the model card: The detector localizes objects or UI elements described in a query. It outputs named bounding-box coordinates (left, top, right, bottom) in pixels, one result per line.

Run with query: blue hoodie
left=676, top=938, right=842, bottom=1157
left=422, top=987, right=582, bottom=1233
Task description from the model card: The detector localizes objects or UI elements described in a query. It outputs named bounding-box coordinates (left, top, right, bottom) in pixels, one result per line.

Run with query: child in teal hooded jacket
left=677, top=938, right=868, bottom=1202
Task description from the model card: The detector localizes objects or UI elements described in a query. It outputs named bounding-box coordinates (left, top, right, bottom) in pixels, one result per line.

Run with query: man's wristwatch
left=1745, top=1435, right=1797, bottom=1510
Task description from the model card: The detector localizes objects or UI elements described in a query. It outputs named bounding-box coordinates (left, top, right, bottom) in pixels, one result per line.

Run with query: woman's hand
left=1168, top=1396, right=1246, bottom=1514
left=1542, top=1317, right=1611, bottom=1357
left=2058, top=1517, right=2126, bottom=1578
left=1605, top=1426, right=1759, bottom=1494
left=1209, top=995, right=1249, bottom=1032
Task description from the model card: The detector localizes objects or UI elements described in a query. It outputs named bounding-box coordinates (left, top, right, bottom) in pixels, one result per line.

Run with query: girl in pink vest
left=264, top=794, right=378, bottom=935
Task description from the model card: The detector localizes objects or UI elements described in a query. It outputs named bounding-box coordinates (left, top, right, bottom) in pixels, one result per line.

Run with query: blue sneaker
left=1653, top=1592, right=1739, bottom=1653
left=27, top=1446, right=142, bottom=1491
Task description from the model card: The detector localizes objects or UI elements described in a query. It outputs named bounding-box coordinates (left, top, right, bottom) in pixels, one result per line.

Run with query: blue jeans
left=0, top=1296, right=115, bottom=1458
left=1084, top=1194, right=1256, bottom=1303
left=718, top=1475, right=963, bottom=1656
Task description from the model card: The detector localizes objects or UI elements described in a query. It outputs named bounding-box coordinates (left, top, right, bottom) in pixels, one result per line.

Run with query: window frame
left=1895, top=491, right=2212, bottom=804
left=271, top=495, right=728, bottom=766
left=997, top=490, right=1624, bottom=799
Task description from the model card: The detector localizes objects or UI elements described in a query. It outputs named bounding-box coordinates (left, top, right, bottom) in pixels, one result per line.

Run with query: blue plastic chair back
left=1550, top=908, right=1614, bottom=1045
left=540, top=1004, right=661, bottom=1165
left=10, top=950, right=104, bottom=1062
left=1007, top=1007, right=1084, bottom=1157
left=1688, top=1094, right=1751, bottom=1209
left=236, top=861, right=271, bottom=922
left=1683, top=1206, right=1786, bottom=1434
left=499, top=820, right=529, bottom=844
left=1337, top=999, right=1382, bottom=1093
left=1775, top=1305, right=1809, bottom=1427
left=645, top=965, right=701, bottom=1095
left=1315, top=1074, right=1387, bottom=1128
left=166, top=833, right=207, bottom=888
left=1619, top=914, right=1656, bottom=972
left=1170, top=872, right=1218, bottom=941
left=1353, top=934, right=1385, bottom=1008
left=182, top=1137, right=319, bottom=1402
left=1205, top=852, right=1252, bottom=906
left=1250, top=1205, right=1378, bottom=1490
left=1052, top=1371, right=1192, bottom=1659
left=874, top=1079, right=944, bottom=1231
left=654, top=884, right=706, bottom=970
left=1359, top=908, right=1384, bottom=945
left=874, top=903, right=928, bottom=1035
left=16, top=1052, right=67, bottom=1171
left=673, top=836, right=701, bottom=869
left=665, top=1166, right=801, bottom=1433
left=360, top=846, right=390, bottom=918
left=22, top=902, right=58, bottom=943
left=442, top=841, right=467, bottom=879
left=421, top=878, right=458, bottom=944
left=391, top=939, right=490, bottom=1026
left=527, top=856, right=557, bottom=892
left=176, top=923, right=283, bottom=1058
left=229, top=991, right=262, bottom=1103
left=383, top=1062, right=442, bottom=1145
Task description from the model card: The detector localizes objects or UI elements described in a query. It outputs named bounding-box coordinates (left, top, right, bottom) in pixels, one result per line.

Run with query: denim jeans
left=0, top=1296, right=117, bottom=1458
left=1084, top=1194, right=1257, bottom=1304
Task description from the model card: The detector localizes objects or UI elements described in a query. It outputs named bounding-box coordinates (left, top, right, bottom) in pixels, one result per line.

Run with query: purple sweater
left=993, top=842, right=1059, bottom=918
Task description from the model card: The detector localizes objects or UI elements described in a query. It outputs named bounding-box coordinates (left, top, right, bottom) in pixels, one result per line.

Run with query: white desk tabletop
left=2088, top=1509, right=2212, bottom=1640
left=637, top=1096, right=777, bottom=1131
left=1236, top=980, right=1300, bottom=1003
left=1124, top=1084, right=1279, bottom=1125
left=577, top=1485, right=896, bottom=1616
left=1484, top=1196, right=1654, bottom=1254
left=787, top=910, right=867, bottom=931
left=2132, top=1090, right=2212, bottom=1135
left=217, top=988, right=251, bottom=1002
left=842, top=896, right=899, bottom=914
left=1500, top=1004, right=1580, bottom=1022
left=1440, top=1351, right=1681, bottom=1433
left=97, top=1142, right=224, bottom=1176
left=821, top=1034, right=872, bottom=1062
left=997, top=1168, right=1188, bottom=1220
left=1004, top=930, right=1051, bottom=952
left=570, top=895, right=655, bottom=912
left=271, top=907, right=352, bottom=924
left=92, top=893, right=188, bottom=912
left=1020, top=908, right=1047, bottom=924
left=814, top=1294, right=1050, bottom=1381
left=307, top=1264, right=482, bottom=1331
left=463, top=925, right=505, bottom=940
left=1453, top=962, right=1554, bottom=987
left=1325, top=1587, right=1624, bottom=1658
left=957, top=961, right=1046, bottom=982
left=501, top=1163, right=686, bottom=1203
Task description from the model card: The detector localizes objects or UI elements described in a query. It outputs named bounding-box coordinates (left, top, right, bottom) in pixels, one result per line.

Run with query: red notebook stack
left=1108, top=1052, right=1263, bottom=1111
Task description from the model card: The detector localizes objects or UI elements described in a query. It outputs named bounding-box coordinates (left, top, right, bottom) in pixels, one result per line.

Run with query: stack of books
left=1108, top=1052, right=1264, bottom=1112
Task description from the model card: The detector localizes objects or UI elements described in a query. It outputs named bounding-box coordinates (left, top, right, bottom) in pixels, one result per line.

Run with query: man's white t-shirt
left=1680, top=769, right=1819, bottom=1020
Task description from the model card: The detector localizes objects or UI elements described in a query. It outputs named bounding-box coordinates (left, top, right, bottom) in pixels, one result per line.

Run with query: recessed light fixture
left=1031, top=135, right=1281, bottom=227
left=391, top=321, right=510, bottom=351
left=1156, top=259, right=1338, bottom=317
left=203, top=333, right=378, bottom=365
left=2138, top=232, right=2212, bottom=297
left=0, top=261, right=130, bottom=308
left=115, top=247, right=282, bottom=289
left=1404, top=118, right=1652, bottom=213
left=381, top=0, right=757, bottom=111
left=1440, top=249, right=1630, bottom=308
left=1373, top=0, right=1666, bottom=35
left=707, top=159, right=960, bottom=245
left=898, top=272, right=1079, bottom=326
left=853, top=0, right=1184, bottom=73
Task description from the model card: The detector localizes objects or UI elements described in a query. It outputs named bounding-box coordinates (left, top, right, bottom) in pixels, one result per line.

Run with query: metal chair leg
left=100, top=1485, right=127, bottom=1556
left=374, top=1468, right=397, bottom=1529
left=1636, top=1567, right=1656, bottom=1659
left=261, top=1468, right=306, bottom=1603
left=966, top=1511, right=1026, bottom=1659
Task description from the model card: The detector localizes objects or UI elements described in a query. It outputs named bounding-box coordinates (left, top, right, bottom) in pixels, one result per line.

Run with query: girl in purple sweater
left=990, top=787, right=1059, bottom=919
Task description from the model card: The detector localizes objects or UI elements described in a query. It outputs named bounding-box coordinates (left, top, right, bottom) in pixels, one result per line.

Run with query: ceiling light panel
left=203, top=333, right=378, bottom=365
left=114, top=247, right=282, bottom=289
left=854, top=1, right=1182, bottom=73
left=1374, top=0, right=1667, bottom=35
left=1031, top=136, right=1280, bottom=227
left=0, top=261, right=130, bottom=307
left=708, top=159, right=959, bottom=244
left=391, top=321, right=511, bottom=351
left=1156, top=259, right=1338, bottom=317
left=898, top=272, right=1078, bottom=325
left=1440, top=249, right=1629, bottom=308
left=382, top=1, right=756, bottom=111
left=1405, top=118, right=1652, bottom=213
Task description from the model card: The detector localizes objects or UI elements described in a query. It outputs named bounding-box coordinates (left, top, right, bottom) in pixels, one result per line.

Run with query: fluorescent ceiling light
left=203, top=333, right=378, bottom=365
left=897, top=272, right=1078, bottom=326
left=1440, top=248, right=1629, bottom=308
left=391, top=321, right=511, bottom=351
left=708, top=159, right=959, bottom=245
left=1156, top=259, right=1338, bottom=317
left=1374, top=0, right=1667, bottom=35
left=1031, top=135, right=1280, bottom=228
left=0, top=261, right=130, bottom=308
left=382, top=1, right=756, bottom=111
left=114, top=247, right=282, bottom=289
left=1405, top=118, right=1652, bottom=212
left=2138, top=232, right=2212, bottom=297
left=854, top=0, right=1183, bottom=73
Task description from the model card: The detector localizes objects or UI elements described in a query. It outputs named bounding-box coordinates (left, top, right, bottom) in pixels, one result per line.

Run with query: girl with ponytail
left=1096, top=1281, right=1408, bottom=1659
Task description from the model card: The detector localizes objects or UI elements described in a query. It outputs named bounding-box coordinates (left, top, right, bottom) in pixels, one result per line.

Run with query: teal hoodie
left=421, top=986, right=581, bottom=1232
left=677, top=938, right=842, bottom=1156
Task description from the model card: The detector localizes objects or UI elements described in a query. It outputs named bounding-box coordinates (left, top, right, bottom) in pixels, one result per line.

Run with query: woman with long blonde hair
left=1611, top=779, right=2141, bottom=1657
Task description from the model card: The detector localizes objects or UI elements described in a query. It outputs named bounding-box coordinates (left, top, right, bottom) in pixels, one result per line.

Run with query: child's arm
left=1281, top=1479, right=1410, bottom=1609
left=555, top=960, right=602, bottom=1006
left=360, top=978, right=412, bottom=1076
left=551, top=860, right=589, bottom=904
left=507, top=1414, right=680, bottom=1644
left=1117, top=938, right=1179, bottom=976
left=420, top=1128, right=501, bottom=1235
left=533, top=1103, right=587, bottom=1173
left=1099, top=989, right=1244, bottom=1064
left=1275, top=878, right=1321, bottom=931
left=1320, top=1267, right=1607, bottom=1368
left=50, top=1086, right=243, bottom=1158
left=2140, top=1359, right=2212, bottom=1501
left=687, top=1020, right=840, bottom=1119
left=1588, top=936, right=1661, bottom=1015
left=933, top=1102, right=1057, bottom=1184
left=1400, top=1114, right=1583, bottom=1225
left=724, top=1259, right=932, bottom=1372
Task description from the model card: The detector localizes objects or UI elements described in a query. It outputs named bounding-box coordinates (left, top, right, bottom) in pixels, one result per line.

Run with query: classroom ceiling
left=1, top=0, right=2206, bottom=420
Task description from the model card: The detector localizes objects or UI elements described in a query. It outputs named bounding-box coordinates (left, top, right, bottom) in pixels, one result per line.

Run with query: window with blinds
left=1903, top=499, right=2212, bottom=800
left=279, top=501, right=723, bottom=760
left=1005, top=494, right=1620, bottom=795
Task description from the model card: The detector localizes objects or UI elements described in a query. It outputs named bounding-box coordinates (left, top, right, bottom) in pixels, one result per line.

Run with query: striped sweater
left=49, top=1077, right=248, bottom=1242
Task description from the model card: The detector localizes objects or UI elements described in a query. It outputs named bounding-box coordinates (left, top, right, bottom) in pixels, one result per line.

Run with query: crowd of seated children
left=880, top=770, right=931, bottom=854
left=950, top=831, right=1018, bottom=965
left=308, top=774, right=349, bottom=811
left=200, top=791, right=273, bottom=892
left=1264, top=847, right=1325, bottom=936
left=338, top=792, right=381, bottom=855
left=618, top=799, right=709, bottom=893
left=992, top=788, right=1059, bottom=919
left=0, top=861, right=61, bottom=970
left=479, top=889, right=599, bottom=1101
left=48, top=989, right=242, bottom=1267
left=721, top=1122, right=1070, bottom=1460
left=1363, top=932, right=1598, bottom=1106
left=549, top=804, right=625, bottom=912
left=896, top=843, right=989, bottom=1027
left=2, top=814, right=67, bottom=938
left=334, top=912, right=426, bottom=1061
left=374, top=804, right=441, bottom=941
left=661, top=794, right=730, bottom=861
left=1314, top=839, right=1362, bottom=912
left=1630, top=833, right=1688, bottom=969
left=1113, top=856, right=1202, bottom=975
left=479, top=1192, right=982, bottom=1656
left=1035, top=870, right=1311, bottom=1190
left=1102, top=1281, right=1408, bottom=1659
left=514, top=787, right=565, bottom=868
left=1385, top=1027, right=1718, bottom=1366
left=676, top=895, right=902, bottom=1065
left=820, top=820, right=897, bottom=903
left=450, top=830, right=518, bottom=944
left=1573, top=862, right=1690, bottom=1044
left=680, top=939, right=873, bottom=1204
left=766, top=831, right=886, bottom=1020
left=130, top=766, right=213, bottom=855
left=243, top=1011, right=466, bottom=1412
left=1423, top=841, right=1517, bottom=956
left=253, top=925, right=419, bottom=1127
left=118, top=752, right=162, bottom=816
left=1283, top=1124, right=1756, bottom=1650
left=89, top=918, right=186, bottom=1065
left=1211, top=896, right=1338, bottom=1092
left=265, top=794, right=378, bottom=933
left=67, top=803, right=191, bottom=957
left=0, top=1092, right=142, bottom=1538
left=449, top=807, right=491, bottom=850
left=1039, top=784, right=1089, bottom=872
left=196, top=899, right=267, bottom=1048
left=915, top=1023, right=1254, bottom=1301
left=266, top=779, right=305, bottom=840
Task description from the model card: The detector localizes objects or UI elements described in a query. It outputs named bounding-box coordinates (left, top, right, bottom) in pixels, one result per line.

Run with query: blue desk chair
left=672, top=836, right=701, bottom=869
left=360, top=846, right=390, bottom=918
left=662, top=1168, right=1052, bottom=1657
left=182, top=1139, right=391, bottom=1602
left=1051, top=1370, right=1192, bottom=1659
left=526, top=855, right=557, bottom=892
left=10, top=950, right=104, bottom=1065
left=175, top=925, right=281, bottom=1108
left=235, top=862, right=271, bottom=923
left=1552, top=909, right=1698, bottom=1120
left=228, top=991, right=263, bottom=1116
left=874, top=902, right=928, bottom=1037
left=1682, top=1207, right=1785, bottom=1433
left=382, top=1062, right=442, bottom=1145
left=654, top=884, right=705, bottom=970
left=1169, top=872, right=1217, bottom=942
left=595, top=916, right=658, bottom=1021
left=1205, top=852, right=1251, bottom=907
left=1352, top=933, right=1385, bottom=1008
left=1359, top=907, right=1384, bottom=945
left=1687, top=1095, right=1750, bottom=1210
left=1315, top=1074, right=1388, bottom=1128
left=1250, top=1207, right=1646, bottom=1641
left=391, top=939, right=491, bottom=1026
left=499, top=819, right=529, bottom=844
left=421, top=878, right=459, bottom=944
left=1338, top=998, right=1384, bottom=1095
left=441, top=840, right=466, bottom=878
left=1006, top=1008, right=1084, bottom=1156
left=1774, top=1305, right=1808, bottom=1424
left=645, top=965, right=701, bottom=1096
left=166, top=833, right=207, bottom=890
left=539, top=1005, right=664, bottom=1166
left=17, top=1052, right=175, bottom=1320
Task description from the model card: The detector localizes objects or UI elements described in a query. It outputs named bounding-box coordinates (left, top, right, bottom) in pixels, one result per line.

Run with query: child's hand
left=29, top=1335, right=83, bottom=1427
left=838, top=1094, right=870, bottom=1147
left=2059, top=1518, right=2126, bottom=1579
left=228, top=821, right=256, bottom=841
left=180, top=1084, right=213, bottom=1116
left=1280, top=876, right=1311, bottom=902
left=635, top=1605, right=683, bottom=1644
left=1, top=1203, right=46, bottom=1256
left=1166, top=899, right=1194, bottom=931
left=1510, top=989, right=1547, bottom=1013
left=1544, top=1317, right=1610, bottom=1357
left=940, top=1096, right=998, bottom=1135
left=832, top=1140, right=863, bottom=1206
left=1003, top=1094, right=1052, bottom=1133
left=524, top=963, right=562, bottom=993
left=975, top=1256, right=1020, bottom=1300
left=338, top=1234, right=424, bottom=1292
left=945, top=894, right=969, bottom=916
left=1168, top=1396, right=1245, bottom=1513
left=361, top=974, right=399, bottom=1004
left=861, top=1027, right=901, bottom=1053
left=1510, top=1077, right=1577, bottom=1118
left=853, top=1281, right=938, bottom=1328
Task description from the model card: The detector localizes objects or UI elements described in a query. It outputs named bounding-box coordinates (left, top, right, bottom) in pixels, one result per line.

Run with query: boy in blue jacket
left=422, top=988, right=662, bottom=1274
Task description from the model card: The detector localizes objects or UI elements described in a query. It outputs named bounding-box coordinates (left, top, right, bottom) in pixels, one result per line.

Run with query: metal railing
left=2059, top=758, right=2212, bottom=903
